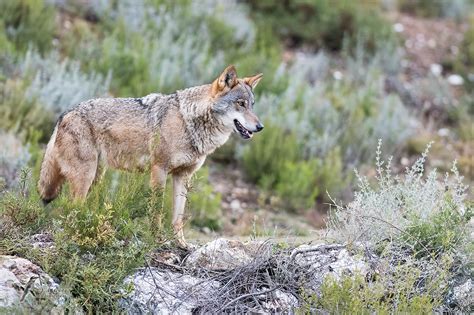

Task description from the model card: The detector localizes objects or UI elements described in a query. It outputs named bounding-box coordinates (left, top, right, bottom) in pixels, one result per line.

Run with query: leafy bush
left=326, top=141, right=471, bottom=312
left=62, top=0, right=258, bottom=96
left=399, top=0, right=473, bottom=20
left=0, top=79, right=54, bottom=142
left=0, top=0, right=56, bottom=54
left=455, top=17, right=474, bottom=92
left=47, top=232, right=148, bottom=312
left=20, top=49, right=111, bottom=115
left=275, top=159, right=320, bottom=210
left=0, top=132, right=30, bottom=189
left=242, top=124, right=300, bottom=188
left=0, top=169, right=159, bottom=312
left=188, top=167, right=222, bottom=231
left=241, top=124, right=321, bottom=210
left=245, top=0, right=396, bottom=52
left=300, top=265, right=446, bottom=313
left=321, top=141, right=471, bottom=313
left=241, top=47, right=412, bottom=209
left=327, top=141, right=470, bottom=256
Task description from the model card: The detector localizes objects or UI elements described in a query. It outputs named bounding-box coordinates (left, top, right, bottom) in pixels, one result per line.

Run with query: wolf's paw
left=175, top=238, right=196, bottom=251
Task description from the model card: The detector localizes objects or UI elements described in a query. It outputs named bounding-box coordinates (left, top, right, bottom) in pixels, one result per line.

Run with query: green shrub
left=328, top=142, right=470, bottom=254
left=0, top=0, right=55, bottom=54
left=47, top=233, right=148, bottom=313
left=399, top=0, right=473, bottom=20
left=242, top=124, right=300, bottom=188
left=299, top=269, right=443, bottom=314
left=455, top=17, right=474, bottom=92
left=245, top=0, right=396, bottom=52
left=242, top=125, right=348, bottom=210
left=404, top=197, right=473, bottom=258
left=275, top=159, right=319, bottom=210
left=326, top=142, right=471, bottom=312
left=0, top=79, right=55, bottom=143
left=188, top=167, right=222, bottom=231
left=0, top=169, right=159, bottom=312
left=0, top=189, right=43, bottom=232
left=0, top=168, right=44, bottom=233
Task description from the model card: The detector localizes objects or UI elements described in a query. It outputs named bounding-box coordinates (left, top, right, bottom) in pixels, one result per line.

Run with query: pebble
left=447, top=74, right=464, bottom=86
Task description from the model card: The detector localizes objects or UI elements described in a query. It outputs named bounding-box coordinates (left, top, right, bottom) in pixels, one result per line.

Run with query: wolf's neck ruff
left=177, top=85, right=232, bottom=155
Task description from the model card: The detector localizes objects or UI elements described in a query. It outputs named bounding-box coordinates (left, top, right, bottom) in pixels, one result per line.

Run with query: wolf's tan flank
left=38, top=65, right=263, bottom=247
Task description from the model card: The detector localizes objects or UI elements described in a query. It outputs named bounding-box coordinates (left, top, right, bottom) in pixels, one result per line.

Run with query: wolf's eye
left=237, top=100, right=246, bottom=108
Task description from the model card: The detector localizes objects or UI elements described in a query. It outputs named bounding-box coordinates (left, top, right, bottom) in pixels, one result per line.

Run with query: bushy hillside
left=0, top=0, right=472, bottom=313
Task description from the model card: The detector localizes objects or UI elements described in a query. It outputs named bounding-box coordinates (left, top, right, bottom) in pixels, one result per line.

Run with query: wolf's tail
left=38, top=125, right=63, bottom=205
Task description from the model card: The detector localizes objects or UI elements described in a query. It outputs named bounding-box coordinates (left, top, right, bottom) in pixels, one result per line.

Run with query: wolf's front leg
left=149, top=165, right=168, bottom=239
left=172, top=172, right=192, bottom=248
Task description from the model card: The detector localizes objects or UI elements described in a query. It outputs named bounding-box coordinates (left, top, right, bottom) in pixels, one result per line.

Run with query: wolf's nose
left=256, top=123, right=264, bottom=132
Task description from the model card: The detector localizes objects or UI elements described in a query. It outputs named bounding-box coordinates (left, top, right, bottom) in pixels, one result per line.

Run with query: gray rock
left=185, top=238, right=265, bottom=270
left=260, top=289, right=299, bottom=313
left=0, top=255, right=76, bottom=313
left=451, top=279, right=472, bottom=310
left=121, top=268, right=220, bottom=314
left=291, top=244, right=370, bottom=293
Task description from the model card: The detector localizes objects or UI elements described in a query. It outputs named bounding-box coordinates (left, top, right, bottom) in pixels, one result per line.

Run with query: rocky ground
left=1, top=238, right=471, bottom=313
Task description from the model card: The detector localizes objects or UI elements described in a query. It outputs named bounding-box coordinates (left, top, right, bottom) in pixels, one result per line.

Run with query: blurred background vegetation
left=0, top=0, right=472, bottom=312
left=0, top=0, right=472, bottom=235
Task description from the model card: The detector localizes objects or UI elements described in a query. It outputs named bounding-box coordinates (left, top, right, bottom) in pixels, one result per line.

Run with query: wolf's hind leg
left=55, top=113, right=99, bottom=200
left=69, top=166, right=97, bottom=200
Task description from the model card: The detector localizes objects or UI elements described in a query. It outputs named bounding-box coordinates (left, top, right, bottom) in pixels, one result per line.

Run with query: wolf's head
left=211, top=65, right=264, bottom=139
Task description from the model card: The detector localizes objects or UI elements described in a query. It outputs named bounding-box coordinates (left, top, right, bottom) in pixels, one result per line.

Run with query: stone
left=447, top=74, right=464, bottom=86
left=260, top=289, right=299, bottom=313
left=121, top=268, right=220, bottom=314
left=0, top=255, right=75, bottom=313
left=185, top=238, right=265, bottom=270
left=451, top=279, right=472, bottom=310
left=291, top=244, right=370, bottom=293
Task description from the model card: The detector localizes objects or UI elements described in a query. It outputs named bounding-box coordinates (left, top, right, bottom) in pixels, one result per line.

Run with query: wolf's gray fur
left=38, top=65, right=263, bottom=247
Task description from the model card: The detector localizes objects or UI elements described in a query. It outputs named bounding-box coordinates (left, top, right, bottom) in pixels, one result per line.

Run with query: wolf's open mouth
left=234, top=119, right=253, bottom=139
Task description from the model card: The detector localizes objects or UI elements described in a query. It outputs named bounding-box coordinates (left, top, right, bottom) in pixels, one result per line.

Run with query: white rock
left=430, top=63, right=443, bottom=76
left=185, top=238, right=265, bottom=270
left=393, top=23, right=404, bottom=33
left=437, top=128, right=450, bottom=137
left=230, top=199, right=241, bottom=211
left=121, top=268, right=220, bottom=314
left=260, top=289, right=299, bottom=312
left=333, top=71, right=343, bottom=80
left=447, top=74, right=464, bottom=86
left=291, top=244, right=370, bottom=293
left=452, top=279, right=473, bottom=310
left=0, top=255, right=74, bottom=313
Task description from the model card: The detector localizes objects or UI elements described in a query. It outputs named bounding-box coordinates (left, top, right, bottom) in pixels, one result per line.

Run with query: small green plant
left=242, top=124, right=349, bottom=210
left=188, top=167, right=222, bottom=231
left=275, top=159, right=319, bottom=210
left=404, top=195, right=473, bottom=259
left=299, top=266, right=445, bottom=314
left=399, top=0, right=472, bottom=20
left=455, top=17, right=474, bottom=92
left=0, top=79, right=55, bottom=143
left=245, top=0, right=396, bottom=52
left=0, top=169, right=160, bottom=312
left=0, top=0, right=56, bottom=53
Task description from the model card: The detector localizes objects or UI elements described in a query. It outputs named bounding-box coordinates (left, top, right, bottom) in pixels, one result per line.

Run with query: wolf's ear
left=243, top=73, right=263, bottom=89
left=212, top=65, right=238, bottom=96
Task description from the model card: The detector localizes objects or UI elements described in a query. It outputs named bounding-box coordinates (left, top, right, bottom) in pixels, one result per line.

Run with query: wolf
left=38, top=65, right=263, bottom=247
